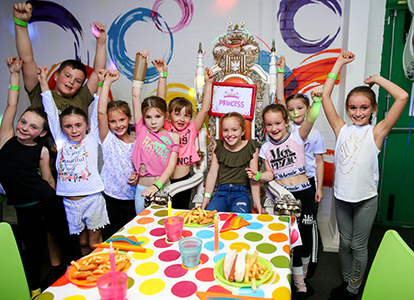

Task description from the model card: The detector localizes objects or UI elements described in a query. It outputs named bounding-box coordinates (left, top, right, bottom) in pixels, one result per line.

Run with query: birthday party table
left=38, top=205, right=301, bottom=300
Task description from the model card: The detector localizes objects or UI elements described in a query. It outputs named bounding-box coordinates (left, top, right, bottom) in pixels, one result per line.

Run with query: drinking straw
left=168, top=199, right=172, bottom=218
left=214, top=215, right=219, bottom=254
left=109, top=242, right=116, bottom=285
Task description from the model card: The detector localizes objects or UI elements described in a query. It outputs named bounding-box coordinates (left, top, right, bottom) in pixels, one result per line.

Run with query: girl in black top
left=0, top=57, right=71, bottom=298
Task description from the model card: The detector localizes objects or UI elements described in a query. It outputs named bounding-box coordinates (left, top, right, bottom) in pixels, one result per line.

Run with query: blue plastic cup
left=178, top=237, right=203, bottom=269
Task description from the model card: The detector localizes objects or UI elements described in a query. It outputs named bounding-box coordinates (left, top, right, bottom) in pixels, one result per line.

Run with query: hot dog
left=222, top=249, right=247, bottom=283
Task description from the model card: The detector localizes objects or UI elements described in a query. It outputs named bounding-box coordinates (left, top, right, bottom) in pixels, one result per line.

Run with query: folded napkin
left=93, top=236, right=146, bottom=252
left=220, top=213, right=250, bottom=233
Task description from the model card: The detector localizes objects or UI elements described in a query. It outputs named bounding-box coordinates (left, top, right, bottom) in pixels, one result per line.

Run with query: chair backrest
left=361, top=229, right=414, bottom=300
left=0, top=222, right=30, bottom=300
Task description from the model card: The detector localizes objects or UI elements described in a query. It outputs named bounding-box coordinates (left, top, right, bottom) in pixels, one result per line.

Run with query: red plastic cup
left=163, top=216, right=184, bottom=242
left=97, top=271, right=128, bottom=300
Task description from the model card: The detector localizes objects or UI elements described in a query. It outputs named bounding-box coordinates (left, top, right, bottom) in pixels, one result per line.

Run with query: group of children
left=0, top=3, right=409, bottom=300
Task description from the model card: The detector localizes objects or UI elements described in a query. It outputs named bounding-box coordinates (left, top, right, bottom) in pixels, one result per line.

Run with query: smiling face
left=170, top=107, right=192, bottom=131
left=221, top=116, right=245, bottom=149
left=61, top=114, right=88, bottom=142
left=16, top=111, right=47, bottom=144
left=108, top=109, right=131, bottom=137
left=54, top=66, right=85, bottom=97
left=144, top=108, right=165, bottom=133
left=264, top=110, right=289, bottom=142
left=287, top=98, right=308, bottom=125
left=347, top=93, right=377, bottom=126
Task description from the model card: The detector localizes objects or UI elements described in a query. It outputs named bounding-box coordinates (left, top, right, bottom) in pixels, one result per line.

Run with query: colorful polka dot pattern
left=42, top=206, right=300, bottom=299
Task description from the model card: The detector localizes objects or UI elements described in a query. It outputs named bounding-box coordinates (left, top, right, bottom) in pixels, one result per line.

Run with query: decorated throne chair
left=162, top=22, right=296, bottom=215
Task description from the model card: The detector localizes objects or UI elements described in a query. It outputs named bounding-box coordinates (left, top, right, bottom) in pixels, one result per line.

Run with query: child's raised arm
left=194, top=68, right=215, bottom=132
left=322, top=50, right=355, bottom=137
left=0, top=57, right=22, bottom=149
left=152, top=59, right=168, bottom=100
left=132, top=50, right=149, bottom=123
left=276, top=56, right=286, bottom=107
left=13, top=3, right=38, bottom=93
left=370, top=75, right=409, bottom=148
left=298, top=88, right=323, bottom=141
left=98, top=69, right=120, bottom=143
left=86, top=22, right=107, bottom=96
left=37, top=66, right=50, bottom=93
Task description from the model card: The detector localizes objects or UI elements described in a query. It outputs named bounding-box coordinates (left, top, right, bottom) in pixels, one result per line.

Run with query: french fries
left=243, top=251, right=270, bottom=291
left=70, top=251, right=131, bottom=283
left=181, top=207, right=217, bottom=225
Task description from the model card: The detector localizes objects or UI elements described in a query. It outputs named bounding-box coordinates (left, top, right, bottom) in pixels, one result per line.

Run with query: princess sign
left=209, top=81, right=256, bottom=120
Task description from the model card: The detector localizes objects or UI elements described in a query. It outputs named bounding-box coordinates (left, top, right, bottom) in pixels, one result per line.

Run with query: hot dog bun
left=234, top=249, right=247, bottom=282
left=223, top=250, right=237, bottom=281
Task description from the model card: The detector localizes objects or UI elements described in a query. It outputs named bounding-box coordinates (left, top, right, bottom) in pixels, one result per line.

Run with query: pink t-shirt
left=132, top=119, right=179, bottom=177
left=259, top=130, right=307, bottom=180
left=164, top=120, right=200, bottom=166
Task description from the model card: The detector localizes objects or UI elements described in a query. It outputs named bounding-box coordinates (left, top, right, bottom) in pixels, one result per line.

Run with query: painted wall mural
left=2, top=0, right=346, bottom=187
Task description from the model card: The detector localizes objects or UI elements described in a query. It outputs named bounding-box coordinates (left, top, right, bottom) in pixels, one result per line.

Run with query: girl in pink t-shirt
left=131, top=51, right=180, bottom=215
left=246, top=89, right=322, bottom=298
left=152, top=59, right=215, bottom=209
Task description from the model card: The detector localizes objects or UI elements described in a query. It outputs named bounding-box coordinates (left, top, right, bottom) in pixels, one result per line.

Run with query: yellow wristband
left=9, top=85, right=20, bottom=91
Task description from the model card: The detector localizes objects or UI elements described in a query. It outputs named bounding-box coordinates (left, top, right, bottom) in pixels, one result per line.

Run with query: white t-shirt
left=291, top=123, right=326, bottom=178
left=42, top=91, right=105, bottom=197
left=334, top=124, right=380, bottom=202
left=100, top=130, right=136, bottom=200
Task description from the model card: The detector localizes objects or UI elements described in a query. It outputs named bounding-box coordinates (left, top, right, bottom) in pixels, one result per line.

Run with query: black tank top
left=0, top=137, right=55, bottom=205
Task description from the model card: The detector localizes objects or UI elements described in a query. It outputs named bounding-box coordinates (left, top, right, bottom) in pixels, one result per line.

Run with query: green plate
left=214, top=255, right=273, bottom=288
left=178, top=211, right=215, bottom=227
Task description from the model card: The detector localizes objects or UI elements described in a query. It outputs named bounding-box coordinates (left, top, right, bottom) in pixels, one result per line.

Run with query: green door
left=378, top=1, right=414, bottom=226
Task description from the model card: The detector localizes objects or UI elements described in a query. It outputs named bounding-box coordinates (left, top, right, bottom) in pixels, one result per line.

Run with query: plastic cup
left=163, top=216, right=184, bottom=242
left=179, top=236, right=203, bottom=269
left=97, top=271, right=128, bottom=300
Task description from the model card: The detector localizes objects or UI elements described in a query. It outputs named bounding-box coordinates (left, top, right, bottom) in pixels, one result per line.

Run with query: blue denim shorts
left=206, top=184, right=251, bottom=213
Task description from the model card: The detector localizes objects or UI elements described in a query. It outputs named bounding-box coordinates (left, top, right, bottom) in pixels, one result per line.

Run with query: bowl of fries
left=66, top=251, right=132, bottom=287
left=213, top=251, right=273, bottom=291
left=178, top=207, right=217, bottom=227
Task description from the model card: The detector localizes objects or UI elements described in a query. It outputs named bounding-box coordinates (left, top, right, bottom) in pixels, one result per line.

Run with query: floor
left=2, top=201, right=414, bottom=299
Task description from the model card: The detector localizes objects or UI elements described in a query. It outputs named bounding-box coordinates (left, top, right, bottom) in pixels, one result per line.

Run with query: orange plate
left=65, top=252, right=131, bottom=287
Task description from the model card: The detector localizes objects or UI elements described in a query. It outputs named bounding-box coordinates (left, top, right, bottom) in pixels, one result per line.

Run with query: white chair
left=160, top=21, right=295, bottom=214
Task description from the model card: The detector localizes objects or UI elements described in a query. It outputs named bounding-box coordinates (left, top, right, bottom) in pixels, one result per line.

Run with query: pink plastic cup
left=163, top=216, right=184, bottom=242
left=97, top=271, right=128, bottom=300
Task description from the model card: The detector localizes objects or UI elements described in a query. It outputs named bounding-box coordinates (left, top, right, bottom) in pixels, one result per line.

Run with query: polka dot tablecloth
left=39, top=206, right=302, bottom=300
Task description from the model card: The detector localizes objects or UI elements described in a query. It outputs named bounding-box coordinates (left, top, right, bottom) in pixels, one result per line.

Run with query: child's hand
left=338, top=50, right=355, bottom=65
left=127, top=172, right=138, bottom=186
left=91, top=22, right=106, bottom=40
left=276, top=55, right=286, bottom=70
left=151, top=59, right=168, bottom=73
left=13, top=2, right=32, bottom=23
left=245, top=167, right=257, bottom=180
left=205, top=67, right=214, bottom=84
left=98, top=69, right=107, bottom=83
left=311, top=88, right=323, bottom=102
left=142, top=185, right=158, bottom=198
left=105, top=70, right=120, bottom=83
left=36, top=66, right=48, bottom=83
left=364, top=74, right=380, bottom=88
left=138, top=50, right=150, bottom=62
left=5, top=56, right=23, bottom=73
